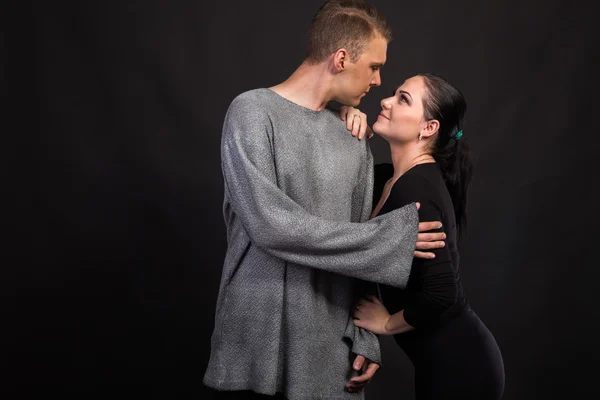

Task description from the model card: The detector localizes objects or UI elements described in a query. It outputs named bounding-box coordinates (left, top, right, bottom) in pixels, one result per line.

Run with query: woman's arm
left=339, top=105, right=374, bottom=140
left=353, top=295, right=415, bottom=335
left=389, top=174, right=458, bottom=329
left=353, top=172, right=459, bottom=334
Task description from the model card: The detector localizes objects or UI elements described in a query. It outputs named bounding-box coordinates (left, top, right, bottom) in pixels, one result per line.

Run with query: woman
left=341, top=74, right=505, bottom=399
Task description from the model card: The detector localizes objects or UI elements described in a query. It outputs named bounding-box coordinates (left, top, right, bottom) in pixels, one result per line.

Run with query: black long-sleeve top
left=374, top=163, right=469, bottom=330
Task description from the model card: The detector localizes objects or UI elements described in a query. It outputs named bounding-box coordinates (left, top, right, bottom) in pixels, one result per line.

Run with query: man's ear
left=333, top=48, right=349, bottom=72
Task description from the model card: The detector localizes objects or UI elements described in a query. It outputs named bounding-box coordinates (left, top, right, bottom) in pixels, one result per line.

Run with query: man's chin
left=338, top=97, right=361, bottom=107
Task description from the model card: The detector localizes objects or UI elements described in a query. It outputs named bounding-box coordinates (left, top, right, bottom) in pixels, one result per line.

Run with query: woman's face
left=372, top=75, right=428, bottom=143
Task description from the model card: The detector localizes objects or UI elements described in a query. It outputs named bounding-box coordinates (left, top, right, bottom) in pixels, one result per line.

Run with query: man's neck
left=270, top=60, right=335, bottom=111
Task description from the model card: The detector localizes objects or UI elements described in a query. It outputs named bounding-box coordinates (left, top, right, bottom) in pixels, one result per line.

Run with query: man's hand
left=346, top=355, right=380, bottom=393
left=414, top=202, right=446, bottom=259
left=339, top=106, right=374, bottom=140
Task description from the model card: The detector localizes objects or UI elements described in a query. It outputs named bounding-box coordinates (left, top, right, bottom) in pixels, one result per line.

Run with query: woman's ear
left=420, top=119, right=440, bottom=139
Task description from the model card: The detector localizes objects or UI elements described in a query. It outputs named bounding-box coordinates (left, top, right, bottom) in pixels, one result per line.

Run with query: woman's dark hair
left=419, top=73, right=473, bottom=237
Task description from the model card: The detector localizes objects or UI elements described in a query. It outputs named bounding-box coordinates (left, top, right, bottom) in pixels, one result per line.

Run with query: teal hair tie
left=454, top=130, right=463, bottom=140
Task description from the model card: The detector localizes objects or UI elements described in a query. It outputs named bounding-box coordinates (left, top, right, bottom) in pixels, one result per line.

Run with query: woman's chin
left=372, top=122, right=384, bottom=136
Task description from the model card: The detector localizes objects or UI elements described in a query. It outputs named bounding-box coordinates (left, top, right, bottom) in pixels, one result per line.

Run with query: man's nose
left=371, top=71, right=381, bottom=87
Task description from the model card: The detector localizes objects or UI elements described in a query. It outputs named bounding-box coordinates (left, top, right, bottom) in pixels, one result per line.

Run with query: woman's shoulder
left=402, top=163, right=443, bottom=187
left=389, top=164, right=443, bottom=206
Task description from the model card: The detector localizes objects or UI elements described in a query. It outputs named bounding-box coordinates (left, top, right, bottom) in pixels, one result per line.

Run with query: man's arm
left=222, top=94, right=419, bottom=287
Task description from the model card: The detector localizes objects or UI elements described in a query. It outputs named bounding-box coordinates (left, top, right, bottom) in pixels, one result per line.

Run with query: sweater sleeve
left=221, top=94, right=419, bottom=287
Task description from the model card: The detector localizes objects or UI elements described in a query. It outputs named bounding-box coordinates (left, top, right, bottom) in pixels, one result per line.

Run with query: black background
left=3, top=1, right=598, bottom=398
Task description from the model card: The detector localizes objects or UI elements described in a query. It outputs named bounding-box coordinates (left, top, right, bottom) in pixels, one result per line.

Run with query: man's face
left=337, top=35, right=387, bottom=106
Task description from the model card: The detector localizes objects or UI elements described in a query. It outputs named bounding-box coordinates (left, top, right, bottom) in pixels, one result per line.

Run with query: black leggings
left=397, top=308, right=505, bottom=399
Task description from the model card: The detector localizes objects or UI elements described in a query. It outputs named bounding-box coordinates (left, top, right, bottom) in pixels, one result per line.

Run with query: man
left=204, top=1, right=445, bottom=399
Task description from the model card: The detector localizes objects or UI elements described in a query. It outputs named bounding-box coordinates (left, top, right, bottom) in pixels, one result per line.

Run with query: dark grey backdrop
left=3, top=1, right=598, bottom=399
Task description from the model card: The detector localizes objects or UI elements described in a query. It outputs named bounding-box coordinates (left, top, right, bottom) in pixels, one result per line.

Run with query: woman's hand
left=353, top=295, right=392, bottom=335
left=339, top=106, right=374, bottom=141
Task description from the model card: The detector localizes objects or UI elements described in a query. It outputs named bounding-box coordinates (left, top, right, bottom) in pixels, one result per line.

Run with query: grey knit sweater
left=203, top=89, right=419, bottom=399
